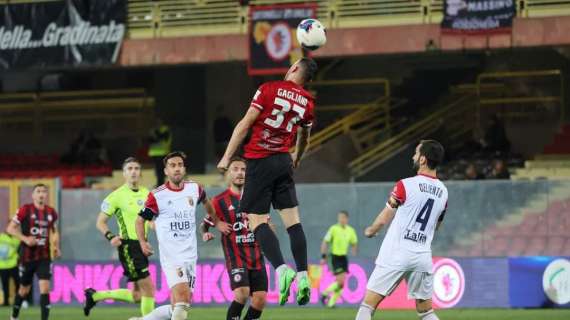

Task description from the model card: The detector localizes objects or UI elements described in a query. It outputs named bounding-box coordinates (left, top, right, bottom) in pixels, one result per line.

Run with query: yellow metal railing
left=476, top=69, right=565, bottom=122
left=349, top=92, right=477, bottom=178
left=304, top=78, right=391, bottom=152
left=0, top=88, right=154, bottom=136
left=126, top=0, right=570, bottom=39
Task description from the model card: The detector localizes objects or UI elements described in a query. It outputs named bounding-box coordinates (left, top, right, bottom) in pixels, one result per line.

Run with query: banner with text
left=47, top=258, right=513, bottom=308
left=0, top=0, right=126, bottom=69
left=442, top=0, right=515, bottom=34
left=248, top=4, right=316, bottom=76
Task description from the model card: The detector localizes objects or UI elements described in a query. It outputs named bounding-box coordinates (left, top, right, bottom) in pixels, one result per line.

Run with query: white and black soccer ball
left=296, top=19, right=327, bottom=51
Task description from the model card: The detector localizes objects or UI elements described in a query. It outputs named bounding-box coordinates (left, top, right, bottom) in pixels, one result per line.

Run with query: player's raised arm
left=217, top=107, right=261, bottom=171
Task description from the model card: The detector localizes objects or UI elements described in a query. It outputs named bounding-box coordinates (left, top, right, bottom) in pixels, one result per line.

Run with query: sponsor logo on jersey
left=188, top=197, right=194, bottom=206
left=137, top=200, right=144, bottom=206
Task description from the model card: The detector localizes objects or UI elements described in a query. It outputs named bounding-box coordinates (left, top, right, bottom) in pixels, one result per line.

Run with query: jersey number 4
left=264, top=97, right=305, bottom=132
left=415, top=198, right=434, bottom=231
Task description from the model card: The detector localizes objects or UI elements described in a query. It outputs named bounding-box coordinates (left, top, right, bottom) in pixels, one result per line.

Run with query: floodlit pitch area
left=2, top=307, right=570, bottom=320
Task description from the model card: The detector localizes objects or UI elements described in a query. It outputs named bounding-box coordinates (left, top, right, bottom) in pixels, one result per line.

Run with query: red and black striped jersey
left=13, top=204, right=58, bottom=263
left=204, top=189, right=264, bottom=271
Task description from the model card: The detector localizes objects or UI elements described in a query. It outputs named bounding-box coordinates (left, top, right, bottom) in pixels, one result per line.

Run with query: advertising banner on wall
left=510, top=256, right=570, bottom=308
left=0, top=0, right=126, bottom=69
left=248, top=4, right=316, bottom=76
left=47, top=257, right=512, bottom=308
left=442, top=0, right=515, bottom=34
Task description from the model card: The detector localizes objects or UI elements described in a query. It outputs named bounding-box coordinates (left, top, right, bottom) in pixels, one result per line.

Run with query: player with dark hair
left=7, top=184, right=60, bottom=320
left=320, top=210, right=358, bottom=308
left=131, top=151, right=230, bottom=320
left=83, top=157, right=155, bottom=317
left=218, top=58, right=318, bottom=306
left=201, top=156, right=268, bottom=320
left=356, top=140, right=447, bottom=320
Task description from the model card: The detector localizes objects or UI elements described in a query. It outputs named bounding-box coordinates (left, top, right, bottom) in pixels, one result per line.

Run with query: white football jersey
left=375, top=174, right=448, bottom=272
left=144, top=181, right=205, bottom=267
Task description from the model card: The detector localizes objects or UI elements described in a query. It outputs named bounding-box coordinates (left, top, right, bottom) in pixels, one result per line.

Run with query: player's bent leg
left=249, top=213, right=294, bottom=306
left=279, top=207, right=310, bottom=305
left=327, top=272, right=346, bottom=308
left=132, top=282, right=142, bottom=302
left=355, top=290, right=384, bottom=320
left=244, top=291, right=266, bottom=320
left=170, top=282, right=191, bottom=320
left=138, top=276, right=156, bottom=316
left=38, top=279, right=51, bottom=320
left=415, top=299, right=439, bottom=320
left=11, top=284, right=31, bottom=320
left=227, top=287, right=249, bottom=320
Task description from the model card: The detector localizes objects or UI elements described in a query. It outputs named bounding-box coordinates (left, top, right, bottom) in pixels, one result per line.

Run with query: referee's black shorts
left=240, top=153, right=298, bottom=214
left=330, top=255, right=349, bottom=275
left=118, top=240, right=150, bottom=282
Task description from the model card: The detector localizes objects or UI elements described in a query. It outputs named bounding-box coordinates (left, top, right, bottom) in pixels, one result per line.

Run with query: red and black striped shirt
left=204, top=189, right=264, bottom=271
left=13, top=204, right=58, bottom=263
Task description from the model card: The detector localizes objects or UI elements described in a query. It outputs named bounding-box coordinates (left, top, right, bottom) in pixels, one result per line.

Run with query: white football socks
left=355, top=303, right=375, bottom=320
left=418, top=309, right=439, bottom=320
left=171, top=302, right=190, bottom=320
left=142, top=305, right=172, bottom=320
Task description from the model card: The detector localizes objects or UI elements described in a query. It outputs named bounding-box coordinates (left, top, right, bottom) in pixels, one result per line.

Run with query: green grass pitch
left=2, top=306, right=570, bottom=320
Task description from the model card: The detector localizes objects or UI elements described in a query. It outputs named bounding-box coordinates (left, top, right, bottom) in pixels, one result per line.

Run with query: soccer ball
left=296, top=19, right=327, bottom=51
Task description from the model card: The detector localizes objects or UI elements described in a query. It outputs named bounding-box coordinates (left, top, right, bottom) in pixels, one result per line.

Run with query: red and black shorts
left=228, top=267, right=268, bottom=293
left=19, top=259, right=52, bottom=286
left=240, top=153, right=298, bottom=214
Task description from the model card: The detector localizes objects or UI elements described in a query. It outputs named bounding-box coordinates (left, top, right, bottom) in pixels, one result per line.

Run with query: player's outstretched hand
left=364, top=226, right=377, bottom=238
left=217, top=157, right=230, bottom=173
left=202, top=232, right=215, bottom=242
left=216, top=221, right=232, bottom=235
left=140, top=241, right=154, bottom=256
left=110, top=236, right=122, bottom=247
left=23, top=236, right=37, bottom=247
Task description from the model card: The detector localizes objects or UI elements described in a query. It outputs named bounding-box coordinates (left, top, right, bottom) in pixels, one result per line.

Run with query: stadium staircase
left=294, top=55, right=483, bottom=182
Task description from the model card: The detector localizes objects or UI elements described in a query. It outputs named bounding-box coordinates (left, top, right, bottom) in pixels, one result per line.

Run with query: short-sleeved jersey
left=13, top=204, right=58, bottom=263
left=142, top=181, right=205, bottom=267
left=203, top=189, right=264, bottom=271
left=244, top=80, right=315, bottom=159
left=101, top=184, right=150, bottom=240
left=324, top=224, right=358, bottom=256
left=376, top=174, right=448, bottom=272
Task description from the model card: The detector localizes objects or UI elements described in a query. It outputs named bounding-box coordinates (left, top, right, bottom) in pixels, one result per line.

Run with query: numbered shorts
left=118, top=240, right=150, bottom=282
left=228, top=267, right=268, bottom=292
left=163, top=261, right=197, bottom=289
left=241, top=153, right=298, bottom=214
left=19, top=259, right=52, bottom=286
left=366, top=265, right=433, bottom=300
left=331, top=255, right=349, bottom=275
